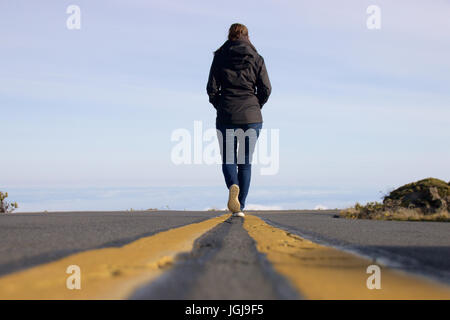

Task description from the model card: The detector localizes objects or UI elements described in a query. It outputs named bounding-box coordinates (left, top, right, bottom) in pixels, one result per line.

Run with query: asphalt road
left=0, top=210, right=221, bottom=277
left=254, top=210, right=450, bottom=284
left=1, top=210, right=449, bottom=298
left=131, top=216, right=300, bottom=299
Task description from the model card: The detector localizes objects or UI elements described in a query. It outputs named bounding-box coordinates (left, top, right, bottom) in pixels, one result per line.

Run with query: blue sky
left=1, top=0, right=449, bottom=211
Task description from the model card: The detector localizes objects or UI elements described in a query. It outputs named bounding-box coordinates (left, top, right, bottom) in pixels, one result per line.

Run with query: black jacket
left=207, top=39, right=271, bottom=125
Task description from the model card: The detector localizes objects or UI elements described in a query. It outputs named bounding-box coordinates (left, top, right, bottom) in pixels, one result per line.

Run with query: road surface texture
left=131, top=216, right=300, bottom=299
left=0, top=211, right=222, bottom=277
left=0, top=210, right=449, bottom=299
left=254, top=210, right=450, bottom=284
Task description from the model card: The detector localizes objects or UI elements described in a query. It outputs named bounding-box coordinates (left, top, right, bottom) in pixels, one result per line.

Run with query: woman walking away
left=207, top=23, right=272, bottom=217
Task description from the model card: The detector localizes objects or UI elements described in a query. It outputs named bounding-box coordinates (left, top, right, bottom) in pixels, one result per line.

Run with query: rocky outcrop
left=383, top=178, right=450, bottom=213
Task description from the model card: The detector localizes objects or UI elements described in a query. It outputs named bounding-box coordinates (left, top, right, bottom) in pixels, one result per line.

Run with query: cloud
left=244, top=204, right=283, bottom=210
left=203, top=204, right=283, bottom=211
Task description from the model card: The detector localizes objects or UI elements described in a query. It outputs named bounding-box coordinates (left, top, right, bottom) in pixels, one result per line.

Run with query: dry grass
left=340, top=206, right=450, bottom=222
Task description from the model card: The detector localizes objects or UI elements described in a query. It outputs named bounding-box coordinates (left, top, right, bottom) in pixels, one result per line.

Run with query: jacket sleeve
left=206, top=54, right=221, bottom=109
left=256, top=56, right=272, bottom=108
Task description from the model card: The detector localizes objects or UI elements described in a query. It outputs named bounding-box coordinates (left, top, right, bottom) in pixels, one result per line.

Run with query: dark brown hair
left=214, top=23, right=256, bottom=54
left=228, top=23, right=249, bottom=41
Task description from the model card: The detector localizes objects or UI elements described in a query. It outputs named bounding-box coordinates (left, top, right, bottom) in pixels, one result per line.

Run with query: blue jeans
left=216, top=122, right=263, bottom=211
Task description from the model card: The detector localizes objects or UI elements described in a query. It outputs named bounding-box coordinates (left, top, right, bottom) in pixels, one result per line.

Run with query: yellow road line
left=243, top=215, right=450, bottom=300
left=0, top=214, right=230, bottom=300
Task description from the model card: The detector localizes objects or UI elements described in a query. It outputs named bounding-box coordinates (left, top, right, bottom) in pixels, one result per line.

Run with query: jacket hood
left=215, top=40, right=258, bottom=71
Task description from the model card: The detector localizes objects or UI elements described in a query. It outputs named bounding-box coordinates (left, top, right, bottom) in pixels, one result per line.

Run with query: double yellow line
left=0, top=213, right=449, bottom=299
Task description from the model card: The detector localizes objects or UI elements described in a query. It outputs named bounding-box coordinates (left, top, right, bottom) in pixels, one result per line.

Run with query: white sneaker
left=233, top=211, right=245, bottom=217
left=227, top=184, right=241, bottom=213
